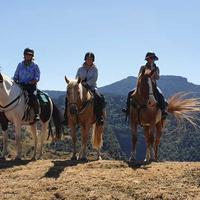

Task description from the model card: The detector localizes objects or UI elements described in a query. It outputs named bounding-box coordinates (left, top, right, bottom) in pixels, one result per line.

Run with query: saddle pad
left=37, top=90, right=49, bottom=105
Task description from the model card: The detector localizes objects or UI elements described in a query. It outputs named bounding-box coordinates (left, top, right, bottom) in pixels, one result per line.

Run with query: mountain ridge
left=44, top=75, right=200, bottom=98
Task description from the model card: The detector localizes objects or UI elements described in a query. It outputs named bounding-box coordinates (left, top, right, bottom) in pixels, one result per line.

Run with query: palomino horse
left=129, top=68, right=200, bottom=162
left=64, top=77, right=105, bottom=161
left=0, top=73, right=61, bottom=160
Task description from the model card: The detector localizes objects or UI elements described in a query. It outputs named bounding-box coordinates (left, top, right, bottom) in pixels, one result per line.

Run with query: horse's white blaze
left=79, top=83, right=83, bottom=101
left=148, top=78, right=157, bottom=106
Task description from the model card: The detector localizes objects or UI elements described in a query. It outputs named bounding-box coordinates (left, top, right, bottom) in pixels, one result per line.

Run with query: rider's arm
left=29, top=64, right=40, bottom=85
left=138, top=66, right=145, bottom=76
left=153, top=67, right=160, bottom=80
left=75, top=67, right=81, bottom=80
left=86, top=67, right=98, bottom=86
left=13, top=63, right=20, bottom=83
left=34, top=64, right=40, bottom=82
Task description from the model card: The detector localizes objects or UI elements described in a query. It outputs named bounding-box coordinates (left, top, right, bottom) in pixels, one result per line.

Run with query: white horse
left=0, top=73, right=61, bottom=160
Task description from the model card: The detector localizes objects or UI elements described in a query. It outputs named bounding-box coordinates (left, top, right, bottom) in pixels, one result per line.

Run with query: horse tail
left=51, top=102, right=62, bottom=139
left=167, top=92, right=200, bottom=127
left=47, top=120, right=53, bottom=140
left=91, top=123, right=104, bottom=150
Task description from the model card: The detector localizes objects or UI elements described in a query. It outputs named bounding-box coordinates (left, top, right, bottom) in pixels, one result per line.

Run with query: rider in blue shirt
left=14, top=48, right=40, bottom=121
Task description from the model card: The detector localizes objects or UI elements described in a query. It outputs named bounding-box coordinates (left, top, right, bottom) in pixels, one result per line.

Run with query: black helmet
left=84, top=52, right=95, bottom=61
left=145, top=52, right=158, bottom=61
left=24, top=48, right=34, bottom=56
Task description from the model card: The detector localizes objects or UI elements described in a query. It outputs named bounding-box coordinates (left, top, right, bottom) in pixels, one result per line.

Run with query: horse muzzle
left=69, top=105, right=78, bottom=115
left=148, top=94, right=157, bottom=107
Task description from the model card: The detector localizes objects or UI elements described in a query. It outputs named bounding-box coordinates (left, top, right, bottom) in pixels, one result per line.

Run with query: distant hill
left=44, top=90, right=65, bottom=99
left=45, top=75, right=200, bottom=98
left=99, top=75, right=200, bottom=97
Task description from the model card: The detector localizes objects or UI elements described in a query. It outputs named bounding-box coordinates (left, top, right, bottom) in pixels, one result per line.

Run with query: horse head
left=0, top=73, right=3, bottom=83
left=137, top=68, right=157, bottom=106
left=65, top=76, right=82, bottom=115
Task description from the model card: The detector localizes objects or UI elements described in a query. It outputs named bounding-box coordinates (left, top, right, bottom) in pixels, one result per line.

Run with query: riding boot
left=63, top=97, right=68, bottom=125
left=32, top=98, right=40, bottom=121
left=122, top=90, right=134, bottom=121
left=155, top=87, right=168, bottom=119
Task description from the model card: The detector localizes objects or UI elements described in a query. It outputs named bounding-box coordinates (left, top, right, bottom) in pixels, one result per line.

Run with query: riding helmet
left=84, top=52, right=95, bottom=61
left=24, top=48, right=34, bottom=56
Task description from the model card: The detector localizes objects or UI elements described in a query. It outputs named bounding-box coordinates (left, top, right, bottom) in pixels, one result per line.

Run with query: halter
left=68, top=99, right=93, bottom=115
left=131, top=72, right=156, bottom=126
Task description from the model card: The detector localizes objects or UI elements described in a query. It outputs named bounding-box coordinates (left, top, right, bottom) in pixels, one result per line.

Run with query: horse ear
left=139, top=68, right=146, bottom=77
left=64, top=76, right=69, bottom=84
left=77, top=77, right=81, bottom=84
left=0, top=73, right=3, bottom=83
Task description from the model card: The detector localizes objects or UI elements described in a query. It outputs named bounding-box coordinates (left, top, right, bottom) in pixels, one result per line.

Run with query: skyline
left=0, top=1, right=199, bottom=90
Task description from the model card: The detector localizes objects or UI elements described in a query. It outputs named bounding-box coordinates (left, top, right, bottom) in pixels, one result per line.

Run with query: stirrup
left=161, top=111, right=168, bottom=120
left=122, top=108, right=128, bottom=113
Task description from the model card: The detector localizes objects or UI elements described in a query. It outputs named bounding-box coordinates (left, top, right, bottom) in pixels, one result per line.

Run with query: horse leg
left=155, top=121, right=163, bottom=162
left=91, top=124, right=103, bottom=160
left=0, top=131, right=8, bottom=160
left=30, top=123, right=37, bottom=160
left=129, top=123, right=137, bottom=162
left=149, top=129, right=155, bottom=161
left=144, top=126, right=151, bottom=162
left=79, top=126, right=89, bottom=161
left=70, top=126, right=77, bottom=160
left=14, top=123, right=22, bottom=160
left=38, top=122, right=48, bottom=159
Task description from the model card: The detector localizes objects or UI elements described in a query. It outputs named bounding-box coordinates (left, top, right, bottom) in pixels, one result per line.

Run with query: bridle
left=131, top=72, right=157, bottom=126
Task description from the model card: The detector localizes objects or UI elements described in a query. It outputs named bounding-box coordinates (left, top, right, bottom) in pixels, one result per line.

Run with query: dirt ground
left=0, top=159, right=199, bottom=200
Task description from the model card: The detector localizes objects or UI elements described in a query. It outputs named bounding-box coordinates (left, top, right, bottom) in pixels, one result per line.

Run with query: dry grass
left=0, top=159, right=199, bottom=200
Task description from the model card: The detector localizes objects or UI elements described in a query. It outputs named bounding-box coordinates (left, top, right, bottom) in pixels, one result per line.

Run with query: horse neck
left=0, top=75, right=22, bottom=105
left=135, top=82, right=149, bottom=105
left=79, top=85, right=90, bottom=103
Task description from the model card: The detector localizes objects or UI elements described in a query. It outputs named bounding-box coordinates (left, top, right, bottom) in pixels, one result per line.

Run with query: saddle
left=23, top=90, right=52, bottom=123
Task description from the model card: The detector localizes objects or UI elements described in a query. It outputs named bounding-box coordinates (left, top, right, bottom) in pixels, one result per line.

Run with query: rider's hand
left=29, top=80, right=37, bottom=85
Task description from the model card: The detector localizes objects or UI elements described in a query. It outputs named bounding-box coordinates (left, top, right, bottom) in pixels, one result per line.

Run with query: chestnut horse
left=64, top=77, right=105, bottom=161
left=129, top=69, right=200, bottom=162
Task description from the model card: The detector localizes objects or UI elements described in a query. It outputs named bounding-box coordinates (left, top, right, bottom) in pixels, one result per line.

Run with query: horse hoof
left=0, top=156, right=6, bottom=162
left=79, top=157, right=88, bottom=162
left=71, top=155, right=77, bottom=161
left=98, top=156, right=102, bottom=160
left=144, top=159, right=151, bottom=164
left=14, top=157, right=22, bottom=162
left=129, top=157, right=136, bottom=163
left=31, top=157, right=36, bottom=161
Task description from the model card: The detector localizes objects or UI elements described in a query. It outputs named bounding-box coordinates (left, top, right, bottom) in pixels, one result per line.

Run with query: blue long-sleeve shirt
left=76, top=64, right=98, bottom=90
left=13, top=61, right=40, bottom=84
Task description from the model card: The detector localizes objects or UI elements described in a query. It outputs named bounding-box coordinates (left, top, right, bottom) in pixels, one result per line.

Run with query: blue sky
left=0, top=0, right=199, bottom=90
